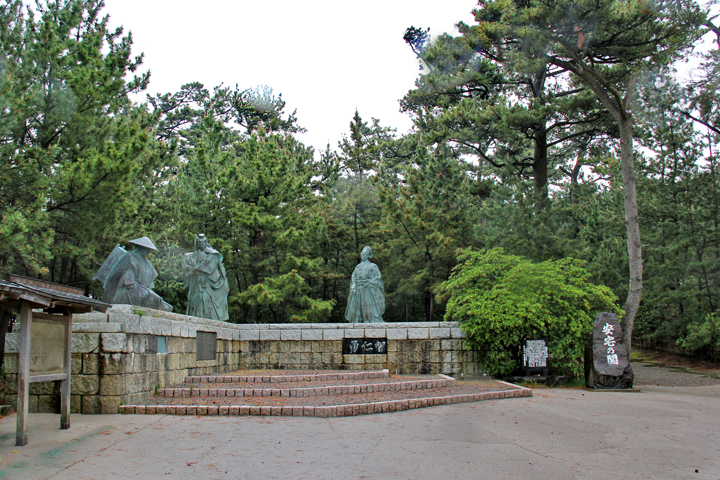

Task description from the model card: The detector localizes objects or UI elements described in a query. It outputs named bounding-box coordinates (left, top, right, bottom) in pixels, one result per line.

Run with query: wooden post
left=60, top=310, right=72, bottom=429
left=16, top=301, right=31, bottom=447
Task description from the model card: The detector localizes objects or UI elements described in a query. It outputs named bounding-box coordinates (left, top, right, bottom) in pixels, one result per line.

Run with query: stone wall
left=2, top=305, right=481, bottom=414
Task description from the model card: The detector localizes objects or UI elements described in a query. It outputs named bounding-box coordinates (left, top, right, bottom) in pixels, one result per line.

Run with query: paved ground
left=1, top=365, right=719, bottom=480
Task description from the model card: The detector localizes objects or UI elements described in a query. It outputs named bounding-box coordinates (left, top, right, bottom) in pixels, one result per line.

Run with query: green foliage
left=377, top=146, right=481, bottom=321
left=677, top=313, right=720, bottom=360
left=166, top=113, right=334, bottom=323
left=0, top=0, right=174, bottom=287
left=439, top=248, right=621, bottom=376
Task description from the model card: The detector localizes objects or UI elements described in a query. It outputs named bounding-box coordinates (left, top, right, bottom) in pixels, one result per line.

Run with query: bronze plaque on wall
left=30, top=317, right=68, bottom=376
left=196, top=331, right=217, bottom=361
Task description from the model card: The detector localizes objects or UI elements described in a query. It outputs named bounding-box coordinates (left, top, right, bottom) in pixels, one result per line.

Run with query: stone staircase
left=119, top=369, right=531, bottom=417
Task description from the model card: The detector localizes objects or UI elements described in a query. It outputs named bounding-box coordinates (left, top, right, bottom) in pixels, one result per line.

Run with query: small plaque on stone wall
left=523, top=339, right=549, bottom=376
left=30, top=316, right=68, bottom=376
left=343, top=338, right=387, bottom=355
left=196, top=331, right=217, bottom=361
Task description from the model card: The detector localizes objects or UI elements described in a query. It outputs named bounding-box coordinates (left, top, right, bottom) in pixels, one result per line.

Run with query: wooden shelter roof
left=0, top=274, right=110, bottom=314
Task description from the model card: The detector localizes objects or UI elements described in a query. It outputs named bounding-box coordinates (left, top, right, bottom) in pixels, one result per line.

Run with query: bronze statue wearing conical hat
left=128, top=236, right=158, bottom=252
left=94, top=236, right=171, bottom=311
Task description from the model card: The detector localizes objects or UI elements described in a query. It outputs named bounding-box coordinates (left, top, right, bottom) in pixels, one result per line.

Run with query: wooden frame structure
left=0, top=274, right=109, bottom=446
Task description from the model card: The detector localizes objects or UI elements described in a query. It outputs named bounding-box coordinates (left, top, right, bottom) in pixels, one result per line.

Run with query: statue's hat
left=129, top=236, right=158, bottom=252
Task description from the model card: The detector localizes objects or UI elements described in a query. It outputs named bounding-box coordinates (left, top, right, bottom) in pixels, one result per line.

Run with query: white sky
left=102, top=0, right=480, bottom=153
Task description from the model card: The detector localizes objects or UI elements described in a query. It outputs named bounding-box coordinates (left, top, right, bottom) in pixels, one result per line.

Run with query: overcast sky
left=102, top=0, right=479, bottom=153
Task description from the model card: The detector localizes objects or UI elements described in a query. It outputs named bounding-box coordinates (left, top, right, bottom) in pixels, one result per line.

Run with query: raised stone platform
left=120, top=369, right=530, bottom=417
left=3, top=306, right=482, bottom=414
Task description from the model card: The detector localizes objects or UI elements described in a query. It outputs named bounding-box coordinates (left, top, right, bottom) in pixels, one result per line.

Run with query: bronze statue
left=94, top=236, right=172, bottom=311
left=183, top=234, right=229, bottom=321
left=345, top=246, right=385, bottom=323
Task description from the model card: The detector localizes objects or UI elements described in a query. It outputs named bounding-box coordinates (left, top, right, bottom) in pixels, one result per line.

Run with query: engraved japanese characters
left=589, top=312, right=634, bottom=389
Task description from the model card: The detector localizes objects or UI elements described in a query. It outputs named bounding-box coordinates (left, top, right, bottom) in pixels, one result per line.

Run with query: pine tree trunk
left=533, top=122, right=549, bottom=210
left=619, top=117, right=642, bottom=353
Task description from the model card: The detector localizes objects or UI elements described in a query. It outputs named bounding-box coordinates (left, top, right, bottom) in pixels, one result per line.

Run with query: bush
left=438, top=248, right=622, bottom=376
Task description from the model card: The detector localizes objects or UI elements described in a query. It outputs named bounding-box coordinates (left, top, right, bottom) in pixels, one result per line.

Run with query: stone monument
left=586, top=312, right=634, bottom=389
left=345, top=246, right=385, bottom=323
left=94, top=236, right=172, bottom=312
left=183, top=234, right=229, bottom=321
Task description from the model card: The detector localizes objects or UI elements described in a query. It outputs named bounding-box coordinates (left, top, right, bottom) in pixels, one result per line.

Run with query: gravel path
left=633, top=362, right=720, bottom=387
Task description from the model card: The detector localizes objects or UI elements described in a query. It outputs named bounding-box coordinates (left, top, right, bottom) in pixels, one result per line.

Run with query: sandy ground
left=1, top=367, right=718, bottom=479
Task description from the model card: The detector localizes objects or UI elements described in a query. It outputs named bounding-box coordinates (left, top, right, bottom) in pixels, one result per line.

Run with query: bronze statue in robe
left=183, top=234, right=229, bottom=321
left=345, top=246, right=385, bottom=323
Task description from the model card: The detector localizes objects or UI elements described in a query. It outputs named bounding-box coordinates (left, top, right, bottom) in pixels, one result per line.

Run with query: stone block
left=71, top=333, right=100, bottom=354
left=73, top=322, right=122, bottom=333
left=3, top=375, right=17, bottom=394
left=171, top=322, right=181, bottom=338
left=450, top=327, right=464, bottom=339
left=160, top=319, right=173, bottom=336
left=4, top=333, right=18, bottom=353
left=127, top=353, right=146, bottom=374
left=280, top=330, right=301, bottom=341
left=100, top=375, right=126, bottom=396
left=109, top=312, right=140, bottom=326
left=30, top=381, right=59, bottom=395
left=364, top=329, right=386, bottom=338
left=145, top=354, right=158, bottom=372
left=407, top=328, right=429, bottom=340
left=3, top=354, right=18, bottom=373
left=429, top=327, right=451, bottom=339
left=103, top=399, right=122, bottom=415
left=101, top=353, right=124, bottom=375
left=323, top=329, right=344, bottom=341
left=72, top=375, right=100, bottom=395
left=311, top=353, right=324, bottom=366
left=343, top=329, right=364, bottom=339
left=259, top=330, right=281, bottom=341
left=74, top=312, right=108, bottom=323
left=70, top=395, right=81, bottom=414
left=302, top=329, right=322, bottom=341
left=82, top=395, right=100, bottom=414
left=27, top=395, right=39, bottom=413
left=102, top=333, right=128, bottom=353
left=429, top=350, right=441, bottom=363
left=108, top=305, right=134, bottom=314
left=344, top=355, right=365, bottom=365
left=386, top=328, right=408, bottom=340
left=293, top=341, right=311, bottom=353
left=187, top=324, right=198, bottom=338
left=82, top=354, right=100, bottom=375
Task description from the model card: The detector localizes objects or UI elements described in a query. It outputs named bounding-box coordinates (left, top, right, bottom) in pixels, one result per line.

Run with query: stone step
left=157, top=377, right=454, bottom=398
left=119, top=388, right=531, bottom=417
left=184, top=369, right=390, bottom=384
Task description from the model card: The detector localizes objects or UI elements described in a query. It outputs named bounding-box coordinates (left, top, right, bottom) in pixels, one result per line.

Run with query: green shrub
left=676, top=312, right=720, bottom=360
left=438, top=248, right=622, bottom=376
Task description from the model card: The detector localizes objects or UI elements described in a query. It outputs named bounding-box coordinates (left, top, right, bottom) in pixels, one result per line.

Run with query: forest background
left=2, top=0, right=720, bottom=361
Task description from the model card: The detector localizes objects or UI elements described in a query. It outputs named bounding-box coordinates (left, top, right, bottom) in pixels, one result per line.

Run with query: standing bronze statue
left=94, top=236, right=172, bottom=312
left=345, top=246, right=385, bottom=323
left=183, top=234, right=229, bottom=321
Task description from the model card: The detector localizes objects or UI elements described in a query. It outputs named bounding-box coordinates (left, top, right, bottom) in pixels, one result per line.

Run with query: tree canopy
left=1, top=0, right=719, bottom=368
